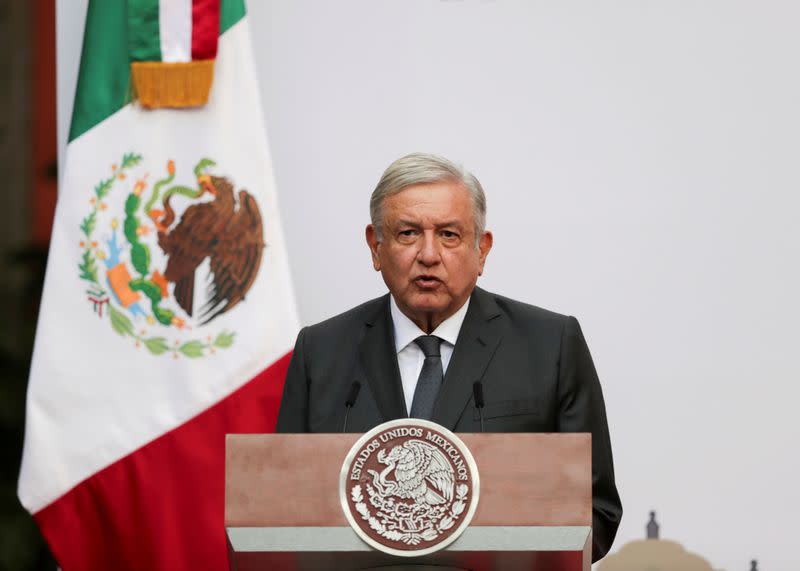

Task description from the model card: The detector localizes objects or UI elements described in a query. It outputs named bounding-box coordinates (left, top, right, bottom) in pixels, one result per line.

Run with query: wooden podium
left=225, top=433, right=592, bottom=571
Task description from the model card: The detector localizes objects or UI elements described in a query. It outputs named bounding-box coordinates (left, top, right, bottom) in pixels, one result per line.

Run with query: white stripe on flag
left=159, top=0, right=193, bottom=63
left=18, top=17, right=300, bottom=513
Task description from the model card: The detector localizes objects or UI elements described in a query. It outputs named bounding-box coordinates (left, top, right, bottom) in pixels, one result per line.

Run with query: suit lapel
left=358, top=295, right=408, bottom=422
left=432, top=287, right=504, bottom=430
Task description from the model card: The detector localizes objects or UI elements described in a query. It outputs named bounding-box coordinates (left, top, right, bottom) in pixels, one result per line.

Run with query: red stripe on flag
left=34, top=352, right=292, bottom=571
left=191, top=0, right=220, bottom=60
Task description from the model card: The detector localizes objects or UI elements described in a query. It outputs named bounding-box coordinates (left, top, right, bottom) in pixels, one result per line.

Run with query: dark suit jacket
left=276, top=286, right=622, bottom=561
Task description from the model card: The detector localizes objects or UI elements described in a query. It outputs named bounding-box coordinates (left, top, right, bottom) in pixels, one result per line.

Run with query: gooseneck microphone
left=473, top=381, right=485, bottom=433
left=342, top=381, right=361, bottom=433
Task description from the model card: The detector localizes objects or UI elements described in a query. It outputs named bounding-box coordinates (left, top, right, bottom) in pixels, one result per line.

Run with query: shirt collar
left=389, top=294, right=471, bottom=353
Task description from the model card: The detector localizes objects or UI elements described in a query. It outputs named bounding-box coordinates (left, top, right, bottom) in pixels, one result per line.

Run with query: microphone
left=473, top=381, right=485, bottom=433
left=342, top=381, right=361, bottom=433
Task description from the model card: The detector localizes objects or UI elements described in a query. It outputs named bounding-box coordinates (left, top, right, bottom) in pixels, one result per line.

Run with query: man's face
left=366, top=181, right=493, bottom=333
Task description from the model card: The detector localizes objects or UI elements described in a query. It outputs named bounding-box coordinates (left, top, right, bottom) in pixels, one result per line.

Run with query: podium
left=225, top=433, right=592, bottom=571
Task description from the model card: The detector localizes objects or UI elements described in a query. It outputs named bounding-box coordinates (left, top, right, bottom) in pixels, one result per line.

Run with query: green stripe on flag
left=69, top=0, right=247, bottom=143
left=221, top=0, right=246, bottom=35
left=68, top=1, right=130, bottom=142
left=127, top=0, right=162, bottom=62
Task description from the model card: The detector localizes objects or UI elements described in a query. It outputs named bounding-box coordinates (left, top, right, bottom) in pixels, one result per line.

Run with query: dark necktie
left=409, top=335, right=443, bottom=419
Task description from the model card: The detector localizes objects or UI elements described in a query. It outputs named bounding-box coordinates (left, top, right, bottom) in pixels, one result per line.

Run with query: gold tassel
left=130, top=59, right=215, bottom=109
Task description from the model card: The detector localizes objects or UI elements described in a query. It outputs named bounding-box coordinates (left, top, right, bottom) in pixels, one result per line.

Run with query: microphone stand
left=342, top=381, right=361, bottom=433
left=473, top=381, right=485, bottom=433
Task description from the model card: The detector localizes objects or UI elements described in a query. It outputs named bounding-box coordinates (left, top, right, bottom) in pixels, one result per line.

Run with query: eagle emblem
left=340, top=419, right=479, bottom=557
left=77, top=153, right=264, bottom=358
left=368, top=440, right=455, bottom=508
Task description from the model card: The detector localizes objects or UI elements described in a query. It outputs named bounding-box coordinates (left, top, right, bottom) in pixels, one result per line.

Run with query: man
left=276, top=153, right=622, bottom=560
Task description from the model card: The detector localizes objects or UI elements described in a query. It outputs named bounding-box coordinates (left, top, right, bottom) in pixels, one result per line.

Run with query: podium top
left=225, top=432, right=591, bottom=528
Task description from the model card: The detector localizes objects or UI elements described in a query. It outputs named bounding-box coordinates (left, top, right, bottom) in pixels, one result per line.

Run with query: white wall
left=58, top=2, right=800, bottom=569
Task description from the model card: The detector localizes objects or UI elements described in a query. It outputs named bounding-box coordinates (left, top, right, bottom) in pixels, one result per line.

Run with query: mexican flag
left=18, top=1, right=299, bottom=569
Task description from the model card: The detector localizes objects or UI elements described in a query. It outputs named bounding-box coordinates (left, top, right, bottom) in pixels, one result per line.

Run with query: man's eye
left=399, top=229, right=417, bottom=237
left=441, top=230, right=460, bottom=240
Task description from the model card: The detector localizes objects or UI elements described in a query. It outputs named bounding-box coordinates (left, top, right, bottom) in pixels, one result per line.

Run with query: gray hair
left=370, top=153, right=487, bottom=246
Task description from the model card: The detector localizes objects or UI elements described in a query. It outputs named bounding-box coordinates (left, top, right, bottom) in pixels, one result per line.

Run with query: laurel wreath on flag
left=77, top=152, right=235, bottom=358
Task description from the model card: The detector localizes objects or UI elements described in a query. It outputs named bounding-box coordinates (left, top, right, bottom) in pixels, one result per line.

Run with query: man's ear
left=365, top=224, right=381, bottom=271
left=477, top=231, right=493, bottom=276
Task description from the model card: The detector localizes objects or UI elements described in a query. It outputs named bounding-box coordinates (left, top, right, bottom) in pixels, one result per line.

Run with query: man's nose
left=417, top=231, right=440, bottom=265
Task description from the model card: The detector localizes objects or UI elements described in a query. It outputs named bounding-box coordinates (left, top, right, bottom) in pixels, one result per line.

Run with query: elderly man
left=276, top=153, right=622, bottom=560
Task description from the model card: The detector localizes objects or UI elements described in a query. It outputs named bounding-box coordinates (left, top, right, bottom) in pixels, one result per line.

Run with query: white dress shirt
left=390, top=295, right=471, bottom=415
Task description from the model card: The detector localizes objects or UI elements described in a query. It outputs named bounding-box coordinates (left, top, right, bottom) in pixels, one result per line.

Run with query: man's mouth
left=413, top=275, right=441, bottom=289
